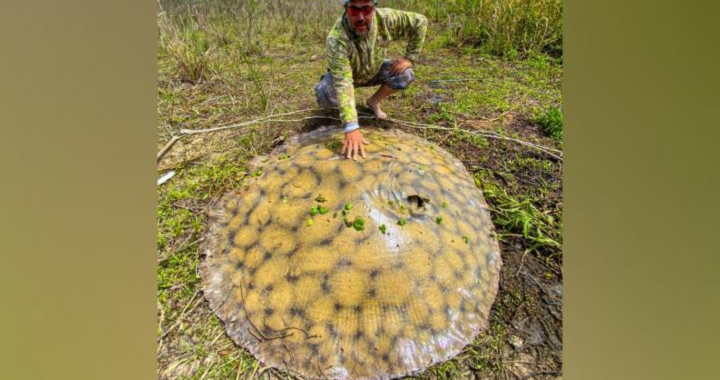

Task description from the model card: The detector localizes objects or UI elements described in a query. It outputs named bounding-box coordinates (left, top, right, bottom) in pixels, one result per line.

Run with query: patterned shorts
left=314, top=59, right=416, bottom=109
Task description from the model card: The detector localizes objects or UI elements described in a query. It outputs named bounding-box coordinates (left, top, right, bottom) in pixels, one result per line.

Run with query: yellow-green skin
left=200, top=127, right=501, bottom=380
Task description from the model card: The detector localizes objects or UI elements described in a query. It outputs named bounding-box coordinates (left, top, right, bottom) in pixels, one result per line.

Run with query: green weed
left=533, top=106, right=563, bottom=140
left=481, top=181, right=561, bottom=252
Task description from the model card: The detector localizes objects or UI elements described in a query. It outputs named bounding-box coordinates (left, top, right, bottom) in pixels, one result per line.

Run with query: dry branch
left=168, top=108, right=561, bottom=162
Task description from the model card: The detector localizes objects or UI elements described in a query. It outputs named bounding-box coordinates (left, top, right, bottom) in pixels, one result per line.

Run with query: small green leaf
left=310, top=205, right=319, bottom=216
left=352, top=217, right=365, bottom=232
left=318, top=205, right=329, bottom=215
left=379, top=224, right=387, bottom=234
left=397, top=218, right=407, bottom=226
left=306, top=218, right=314, bottom=227
left=344, top=202, right=353, bottom=211
left=436, top=216, right=443, bottom=225
left=315, top=195, right=327, bottom=203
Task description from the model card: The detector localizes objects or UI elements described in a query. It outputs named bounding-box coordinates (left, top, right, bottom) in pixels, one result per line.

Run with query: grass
left=157, top=0, right=563, bottom=379
left=533, top=106, right=564, bottom=140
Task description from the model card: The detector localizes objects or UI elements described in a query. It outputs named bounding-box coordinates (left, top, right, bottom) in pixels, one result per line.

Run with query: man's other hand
left=390, top=58, right=412, bottom=76
left=342, top=129, right=368, bottom=161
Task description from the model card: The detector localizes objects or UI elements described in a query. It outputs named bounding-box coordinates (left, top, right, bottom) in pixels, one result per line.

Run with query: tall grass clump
left=386, top=0, right=563, bottom=57
left=532, top=106, right=563, bottom=140
left=158, top=3, right=218, bottom=83
left=158, top=0, right=341, bottom=83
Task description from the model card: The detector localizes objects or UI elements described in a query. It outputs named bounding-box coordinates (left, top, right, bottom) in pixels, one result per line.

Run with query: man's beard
left=352, top=20, right=372, bottom=36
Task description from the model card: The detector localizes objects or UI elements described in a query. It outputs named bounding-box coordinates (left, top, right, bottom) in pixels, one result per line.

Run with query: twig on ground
left=248, top=360, right=260, bottom=380
left=385, top=117, right=563, bottom=161
left=170, top=108, right=561, bottom=162
left=430, top=78, right=484, bottom=86
left=179, top=108, right=317, bottom=135
left=157, top=291, right=203, bottom=342
left=199, top=358, right=215, bottom=380
left=158, top=135, right=184, bottom=163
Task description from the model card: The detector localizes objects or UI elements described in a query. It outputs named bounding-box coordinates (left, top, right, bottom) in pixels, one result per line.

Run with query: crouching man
left=315, top=0, right=427, bottom=160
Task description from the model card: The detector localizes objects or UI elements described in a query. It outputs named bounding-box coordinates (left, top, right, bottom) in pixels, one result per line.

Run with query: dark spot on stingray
left=321, top=275, right=331, bottom=293
left=353, top=305, right=363, bottom=314
left=368, top=288, right=377, bottom=298
left=326, top=323, right=339, bottom=339
left=227, top=230, right=237, bottom=245
left=285, top=272, right=300, bottom=283
left=264, top=307, right=274, bottom=316
left=285, top=246, right=299, bottom=258
left=354, top=329, right=364, bottom=340
left=320, top=237, right=334, bottom=246
left=290, top=307, right=305, bottom=318
left=336, top=258, right=353, bottom=268
left=263, top=252, right=272, bottom=261
left=369, top=269, right=380, bottom=278
left=334, top=302, right=343, bottom=312
left=235, top=261, right=245, bottom=270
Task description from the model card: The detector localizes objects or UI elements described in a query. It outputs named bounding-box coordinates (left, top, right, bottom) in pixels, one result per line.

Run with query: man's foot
left=366, top=97, right=388, bottom=120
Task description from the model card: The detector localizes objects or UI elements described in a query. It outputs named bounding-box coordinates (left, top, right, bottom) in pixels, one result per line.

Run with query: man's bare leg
left=366, top=83, right=397, bottom=120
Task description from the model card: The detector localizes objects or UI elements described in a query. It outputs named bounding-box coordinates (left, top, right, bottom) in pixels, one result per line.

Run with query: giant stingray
left=200, top=127, right=502, bottom=379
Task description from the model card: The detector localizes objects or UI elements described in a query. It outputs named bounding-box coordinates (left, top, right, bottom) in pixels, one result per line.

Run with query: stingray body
left=200, top=127, right=501, bottom=380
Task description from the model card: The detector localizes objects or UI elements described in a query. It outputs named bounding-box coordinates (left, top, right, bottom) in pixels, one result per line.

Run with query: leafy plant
left=533, top=106, right=563, bottom=140
left=482, top=182, right=561, bottom=252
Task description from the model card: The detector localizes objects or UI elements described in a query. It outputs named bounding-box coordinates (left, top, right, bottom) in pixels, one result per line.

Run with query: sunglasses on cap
left=346, top=5, right=374, bottom=17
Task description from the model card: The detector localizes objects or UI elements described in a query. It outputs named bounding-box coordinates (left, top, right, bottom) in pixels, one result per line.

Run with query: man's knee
left=314, top=73, right=339, bottom=109
left=388, top=67, right=416, bottom=90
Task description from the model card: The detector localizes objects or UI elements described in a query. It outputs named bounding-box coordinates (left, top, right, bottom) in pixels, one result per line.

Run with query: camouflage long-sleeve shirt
left=326, top=8, right=428, bottom=128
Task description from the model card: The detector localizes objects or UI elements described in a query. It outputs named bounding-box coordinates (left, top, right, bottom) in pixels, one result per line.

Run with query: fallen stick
left=157, top=135, right=183, bottom=163
left=385, top=117, right=563, bottom=161
left=179, top=108, right=317, bottom=135
left=170, top=108, right=561, bottom=161
left=157, top=291, right=203, bottom=342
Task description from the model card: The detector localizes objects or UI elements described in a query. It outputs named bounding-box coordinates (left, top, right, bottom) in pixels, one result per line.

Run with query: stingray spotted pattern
left=200, top=127, right=502, bottom=380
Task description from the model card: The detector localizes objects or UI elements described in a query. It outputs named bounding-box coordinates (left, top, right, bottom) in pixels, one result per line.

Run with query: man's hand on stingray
left=342, top=129, right=369, bottom=161
left=390, top=58, right=412, bottom=76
